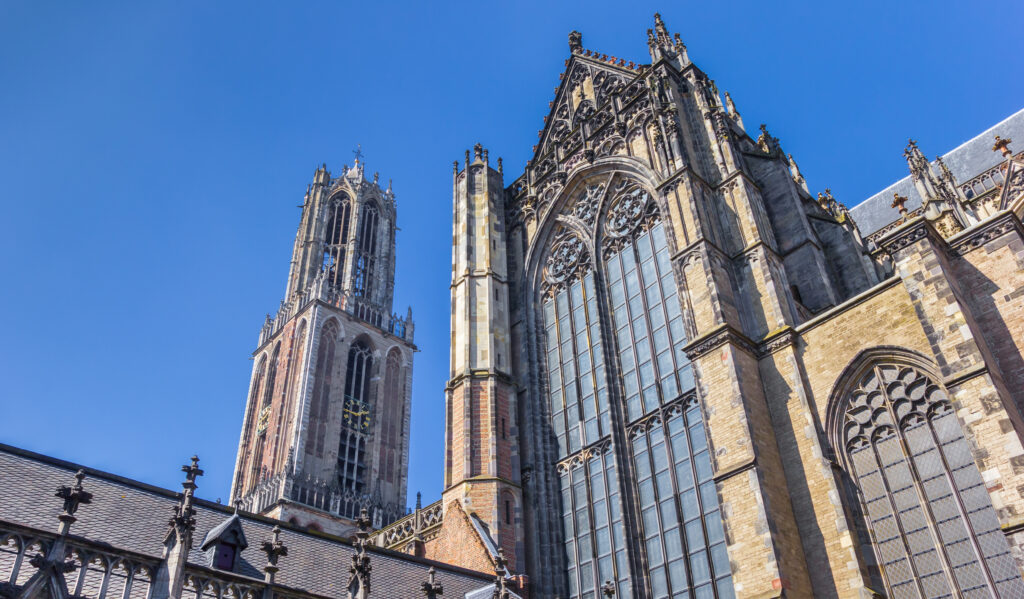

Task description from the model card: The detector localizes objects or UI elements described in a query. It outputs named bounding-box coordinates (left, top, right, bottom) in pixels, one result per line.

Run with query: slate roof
left=0, top=444, right=494, bottom=599
left=850, top=108, right=1024, bottom=236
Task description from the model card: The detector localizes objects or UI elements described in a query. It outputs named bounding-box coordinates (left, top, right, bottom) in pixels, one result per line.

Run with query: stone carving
left=843, top=365, right=947, bottom=451
left=951, top=212, right=1020, bottom=255
left=572, top=183, right=605, bottom=227
left=605, top=184, right=649, bottom=237
left=543, top=233, right=587, bottom=287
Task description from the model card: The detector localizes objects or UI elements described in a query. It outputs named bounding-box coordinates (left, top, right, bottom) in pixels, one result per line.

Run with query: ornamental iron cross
left=353, top=144, right=364, bottom=163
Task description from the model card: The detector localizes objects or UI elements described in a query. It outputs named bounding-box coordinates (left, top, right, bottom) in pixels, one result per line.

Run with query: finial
left=891, top=192, right=909, bottom=217
left=165, top=455, right=203, bottom=550
left=483, top=148, right=489, bottom=164
left=453, top=160, right=459, bottom=174
left=182, top=455, right=203, bottom=491
left=568, top=30, right=582, bottom=53
left=492, top=548, right=510, bottom=598
left=421, top=566, right=444, bottom=597
left=348, top=507, right=373, bottom=597
left=473, top=143, right=483, bottom=161
left=352, top=144, right=364, bottom=165
left=373, top=172, right=379, bottom=184
left=993, top=135, right=1013, bottom=157
left=497, top=157, right=503, bottom=175
left=55, top=469, right=92, bottom=535
left=416, top=492, right=422, bottom=511
left=601, top=580, right=616, bottom=597
left=261, top=525, right=288, bottom=583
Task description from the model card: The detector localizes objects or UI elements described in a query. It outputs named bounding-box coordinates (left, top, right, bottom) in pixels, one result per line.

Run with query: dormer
left=201, top=513, right=248, bottom=572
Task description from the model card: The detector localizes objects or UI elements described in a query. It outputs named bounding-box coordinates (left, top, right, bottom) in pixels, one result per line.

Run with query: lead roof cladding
left=0, top=444, right=493, bottom=599
left=850, top=108, right=1024, bottom=236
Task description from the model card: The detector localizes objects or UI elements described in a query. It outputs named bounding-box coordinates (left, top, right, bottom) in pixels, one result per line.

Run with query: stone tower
left=444, top=145, right=524, bottom=568
left=230, top=157, right=416, bottom=536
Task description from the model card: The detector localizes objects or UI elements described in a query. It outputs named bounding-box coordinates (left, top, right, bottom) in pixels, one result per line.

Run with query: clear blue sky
left=2, top=1, right=1022, bottom=508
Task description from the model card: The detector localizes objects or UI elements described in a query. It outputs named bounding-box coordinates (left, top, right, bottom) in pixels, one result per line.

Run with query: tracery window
left=306, top=321, right=338, bottom=458
left=353, top=202, right=379, bottom=298
left=842, top=363, right=1023, bottom=599
left=540, top=174, right=731, bottom=599
left=323, top=195, right=352, bottom=288
left=338, top=340, right=372, bottom=518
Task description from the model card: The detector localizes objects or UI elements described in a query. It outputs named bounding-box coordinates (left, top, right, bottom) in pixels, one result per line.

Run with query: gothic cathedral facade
left=230, top=158, right=415, bottom=536
left=435, top=14, right=1024, bottom=599
left=226, top=13, right=1024, bottom=599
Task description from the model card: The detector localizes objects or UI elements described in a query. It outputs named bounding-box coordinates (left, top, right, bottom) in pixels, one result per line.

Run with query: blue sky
left=2, top=1, right=1022, bottom=508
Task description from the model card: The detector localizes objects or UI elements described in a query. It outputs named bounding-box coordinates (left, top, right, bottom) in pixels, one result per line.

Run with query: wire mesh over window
left=842, top=364, right=1023, bottom=599
left=540, top=175, right=731, bottom=599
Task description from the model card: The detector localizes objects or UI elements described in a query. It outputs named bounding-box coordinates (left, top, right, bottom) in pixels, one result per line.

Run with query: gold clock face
left=343, top=397, right=371, bottom=431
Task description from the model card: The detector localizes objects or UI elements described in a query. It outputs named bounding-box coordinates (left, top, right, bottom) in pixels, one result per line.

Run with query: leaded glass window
left=539, top=174, right=733, bottom=599
left=843, top=364, right=1023, bottom=599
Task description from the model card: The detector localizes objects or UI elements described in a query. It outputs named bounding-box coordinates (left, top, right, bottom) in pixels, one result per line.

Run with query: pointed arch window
left=841, top=363, right=1023, bottom=599
left=353, top=203, right=380, bottom=298
left=306, top=321, right=338, bottom=458
left=323, top=195, right=352, bottom=289
left=338, top=340, right=372, bottom=518
left=538, top=174, right=730, bottom=599
left=378, top=349, right=403, bottom=485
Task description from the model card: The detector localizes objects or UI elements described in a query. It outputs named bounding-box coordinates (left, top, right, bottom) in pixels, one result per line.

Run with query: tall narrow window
left=323, top=196, right=352, bottom=289
left=274, top=320, right=307, bottom=467
left=378, top=349, right=402, bottom=485
left=241, top=355, right=267, bottom=493
left=842, top=363, right=1023, bottom=599
left=338, top=340, right=373, bottom=518
left=353, top=203, right=379, bottom=298
left=306, top=321, right=338, bottom=458
left=539, top=174, right=730, bottom=599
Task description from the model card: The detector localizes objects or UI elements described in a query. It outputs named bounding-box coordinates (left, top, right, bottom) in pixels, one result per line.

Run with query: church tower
left=444, top=145, right=525, bottom=568
left=230, top=156, right=416, bottom=536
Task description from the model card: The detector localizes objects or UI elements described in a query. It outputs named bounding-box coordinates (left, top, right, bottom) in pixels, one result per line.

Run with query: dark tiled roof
left=850, top=108, right=1024, bottom=236
left=0, top=444, right=493, bottom=598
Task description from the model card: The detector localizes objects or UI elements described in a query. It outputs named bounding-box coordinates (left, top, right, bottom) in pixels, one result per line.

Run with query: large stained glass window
left=843, top=364, right=1023, bottom=599
left=539, top=174, right=733, bottom=598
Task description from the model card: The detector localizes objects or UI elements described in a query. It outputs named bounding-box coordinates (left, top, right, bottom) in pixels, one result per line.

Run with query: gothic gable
left=532, top=53, right=647, bottom=168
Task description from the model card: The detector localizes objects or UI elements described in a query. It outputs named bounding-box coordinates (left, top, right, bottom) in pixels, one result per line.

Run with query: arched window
left=378, top=349, right=403, bottom=485
left=540, top=174, right=730, bottom=599
left=239, top=355, right=268, bottom=493
left=338, top=340, right=372, bottom=518
left=306, top=321, right=338, bottom=458
left=353, top=203, right=379, bottom=298
left=274, top=320, right=307, bottom=467
left=840, top=363, right=1023, bottom=598
left=262, top=345, right=280, bottom=408
left=323, top=195, right=352, bottom=289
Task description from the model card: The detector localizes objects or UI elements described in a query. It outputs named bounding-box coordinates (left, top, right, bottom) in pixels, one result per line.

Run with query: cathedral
left=4, top=12, right=1024, bottom=599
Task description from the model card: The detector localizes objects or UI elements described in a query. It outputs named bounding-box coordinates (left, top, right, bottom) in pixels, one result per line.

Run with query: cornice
left=682, top=323, right=757, bottom=361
